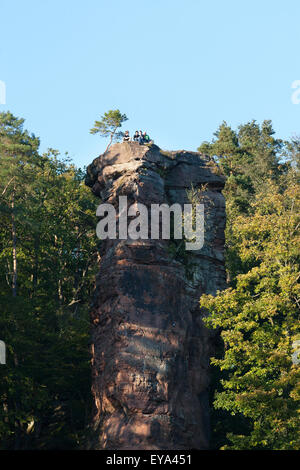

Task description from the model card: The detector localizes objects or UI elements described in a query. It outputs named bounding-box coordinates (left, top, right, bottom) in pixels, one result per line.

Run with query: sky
left=0, top=0, right=299, bottom=169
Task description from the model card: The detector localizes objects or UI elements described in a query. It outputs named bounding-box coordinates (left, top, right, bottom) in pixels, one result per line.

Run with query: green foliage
left=156, top=166, right=168, bottom=179
left=198, top=121, right=300, bottom=449
left=90, top=109, right=128, bottom=152
left=198, top=120, right=285, bottom=217
left=0, top=112, right=100, bottom=449
left=167, top=184, right=211, bottom=280
left=1, top=110, right=299, bottom=450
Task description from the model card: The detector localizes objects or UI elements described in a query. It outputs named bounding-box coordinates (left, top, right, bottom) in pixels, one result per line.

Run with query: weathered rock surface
left=85, top=142, right=226, bottom=450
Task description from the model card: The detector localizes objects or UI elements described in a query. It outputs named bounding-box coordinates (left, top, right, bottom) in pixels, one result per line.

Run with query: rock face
left=85, top=142, right=226, bottom=450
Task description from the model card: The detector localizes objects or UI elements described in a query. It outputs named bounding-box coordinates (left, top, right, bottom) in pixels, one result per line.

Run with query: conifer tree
left=90, top=109, right=128, bottom=152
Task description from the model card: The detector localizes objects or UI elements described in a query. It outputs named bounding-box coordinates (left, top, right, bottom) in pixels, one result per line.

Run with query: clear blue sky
left=0, top=0, right=299, bottom=168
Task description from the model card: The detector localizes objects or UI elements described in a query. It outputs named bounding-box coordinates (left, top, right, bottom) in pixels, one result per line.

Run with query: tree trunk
left=54, top=234, right=63, bottom=306
left=104, top=130, right=116, bottom=153
left=11, top=187, right=17, bottom=297
left=32, top=234, right=40, bottom=294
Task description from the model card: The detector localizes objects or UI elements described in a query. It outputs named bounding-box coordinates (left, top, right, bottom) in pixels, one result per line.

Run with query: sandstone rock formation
left=85, top=142, right=226, bottom=450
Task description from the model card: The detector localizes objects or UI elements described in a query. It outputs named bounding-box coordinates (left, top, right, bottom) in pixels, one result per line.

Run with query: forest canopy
left=0, top=111, right=99, bottom=449
left=198, top=120, right=300, bottom=449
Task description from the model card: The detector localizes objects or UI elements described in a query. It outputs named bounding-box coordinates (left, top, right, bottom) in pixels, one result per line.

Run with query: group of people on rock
left=123, top=130, right=152, bottom=145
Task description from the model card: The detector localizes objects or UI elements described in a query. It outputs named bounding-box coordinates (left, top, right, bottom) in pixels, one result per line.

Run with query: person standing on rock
left=133, top=130, right=139, bottom=142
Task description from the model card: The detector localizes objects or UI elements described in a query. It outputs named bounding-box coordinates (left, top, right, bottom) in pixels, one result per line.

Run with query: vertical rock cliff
left=85, top=142, right=226, bottom=450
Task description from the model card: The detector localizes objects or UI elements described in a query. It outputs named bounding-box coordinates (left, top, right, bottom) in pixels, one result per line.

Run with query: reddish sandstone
left=85, top=142, right=226, bottom=449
